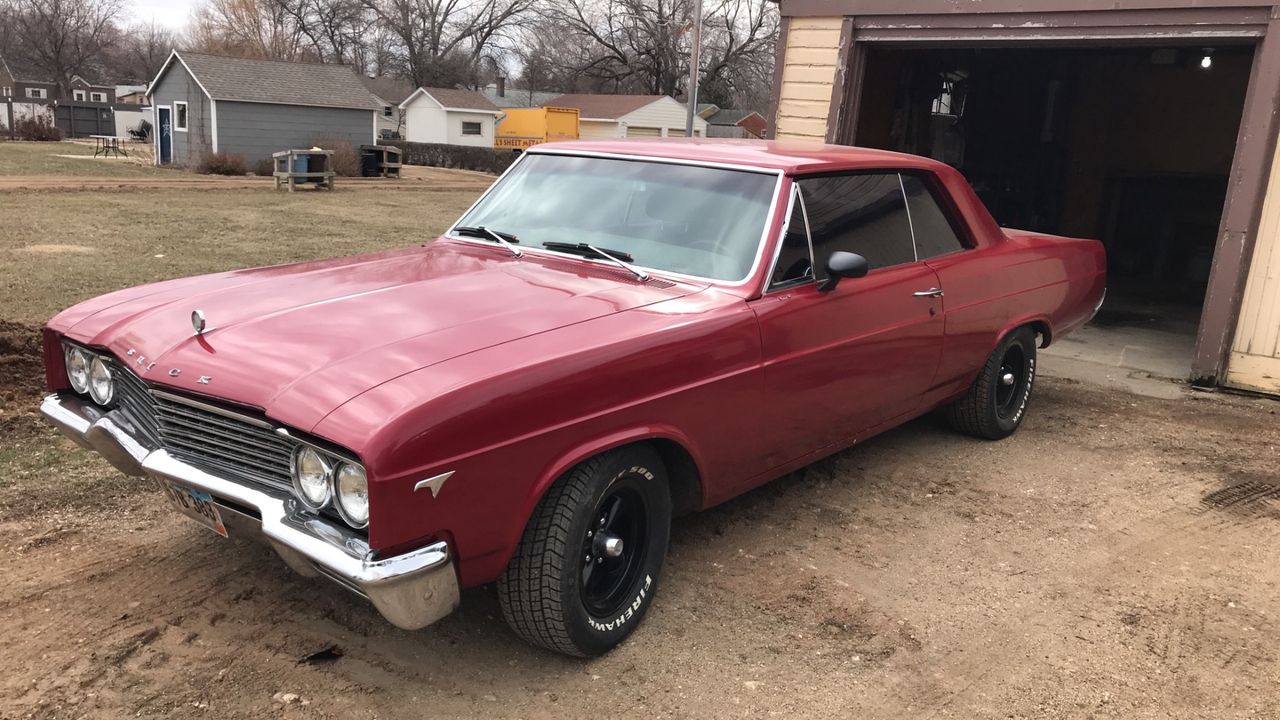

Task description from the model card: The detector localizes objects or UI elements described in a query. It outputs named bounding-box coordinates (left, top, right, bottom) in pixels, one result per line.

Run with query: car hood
left=54, top=240, right=701, bottom=431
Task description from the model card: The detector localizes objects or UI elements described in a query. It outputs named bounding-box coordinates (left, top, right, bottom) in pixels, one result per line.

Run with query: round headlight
left=292, top=446, right=332, bottom=509
left=88, top=355, right=114, bottom=405
left=66, top=347, right=90, bottom=394
left=335, top=463, right=369, bottom=528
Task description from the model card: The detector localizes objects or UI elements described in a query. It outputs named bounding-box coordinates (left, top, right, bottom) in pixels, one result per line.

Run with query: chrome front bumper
left=40, top=392, right=460, bottom=630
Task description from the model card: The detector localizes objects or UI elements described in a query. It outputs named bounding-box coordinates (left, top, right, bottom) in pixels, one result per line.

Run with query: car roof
left=530, top=138, right=946, bottom=175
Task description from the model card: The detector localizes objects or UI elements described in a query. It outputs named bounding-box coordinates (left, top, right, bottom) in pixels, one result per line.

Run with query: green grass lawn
left=0, top=187, right=480, bottom=326
left=0, top=140, right=166, bottom=177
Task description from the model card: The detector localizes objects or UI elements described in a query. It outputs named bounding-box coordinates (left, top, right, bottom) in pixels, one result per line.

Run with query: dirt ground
left=2, top=322, right=1278, bottom=719
left=3, top=148, right=1280, bottom=718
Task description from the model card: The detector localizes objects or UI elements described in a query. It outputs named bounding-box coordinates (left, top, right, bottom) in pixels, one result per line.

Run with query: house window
left=90, top=91, right=106, bottom=103
left=173, top=101, right=188, bottom=132
left=73, top=89, right=86, bottom=101
left=1, top=86, right=11, bottom=97
left=383, top=105, right=393, bottom=118
left=461, top=121, right=482, bottom=136
left=25, top=87, right=47, bottom=99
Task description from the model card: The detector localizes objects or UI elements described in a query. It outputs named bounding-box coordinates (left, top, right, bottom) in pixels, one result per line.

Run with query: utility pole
left=684, top=0, right=703, bottom=137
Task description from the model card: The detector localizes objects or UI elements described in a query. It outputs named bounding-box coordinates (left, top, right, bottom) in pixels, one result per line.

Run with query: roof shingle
left=545, top=94, right=666, bottom=120
left=170, top=52, right=380, bottom=111
left=413, top=86, right=499, bottom=112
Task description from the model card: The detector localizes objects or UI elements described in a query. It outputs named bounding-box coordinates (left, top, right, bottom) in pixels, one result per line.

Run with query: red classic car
left=39, top=140, right=1105, bottom=656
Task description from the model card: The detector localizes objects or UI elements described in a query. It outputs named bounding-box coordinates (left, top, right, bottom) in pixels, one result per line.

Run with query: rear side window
left=796, top=173, right=916, bottom=274
left=770, top=188, right=814, bottom=287
left=902, top=174, right=967, bottom=259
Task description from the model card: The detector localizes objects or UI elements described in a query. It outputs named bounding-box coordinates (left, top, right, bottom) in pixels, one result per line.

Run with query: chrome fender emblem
left=414, top=471, right=454, bottom=498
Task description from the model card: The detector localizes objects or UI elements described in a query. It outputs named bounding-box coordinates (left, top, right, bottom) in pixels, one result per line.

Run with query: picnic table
left=90, top=135, right=128, bottom=158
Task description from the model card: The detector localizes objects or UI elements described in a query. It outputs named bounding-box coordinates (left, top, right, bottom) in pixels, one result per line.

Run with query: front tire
left=498, top=446, right=671, bottom=656
left=948, top=326, right=1038, bottom=440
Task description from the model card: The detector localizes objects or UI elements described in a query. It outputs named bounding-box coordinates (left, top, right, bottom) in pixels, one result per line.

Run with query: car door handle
left=913, top=288, right=944, bottom=298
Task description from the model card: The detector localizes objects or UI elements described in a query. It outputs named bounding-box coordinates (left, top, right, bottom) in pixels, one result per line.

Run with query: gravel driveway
left=3, top=357, right=1278, bottom=719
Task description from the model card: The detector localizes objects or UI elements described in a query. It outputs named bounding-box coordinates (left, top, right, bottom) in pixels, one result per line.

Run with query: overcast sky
left=129, top=0, right=199, bottom=31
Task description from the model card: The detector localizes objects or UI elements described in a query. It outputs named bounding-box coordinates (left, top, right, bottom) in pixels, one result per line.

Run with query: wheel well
left=644, top=439, right=702, bottom=516
left=1028, top=320, right=1052, bottom=348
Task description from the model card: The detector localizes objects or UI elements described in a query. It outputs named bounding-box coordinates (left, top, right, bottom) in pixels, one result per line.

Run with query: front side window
left=73, top=89, right=86, bottom=101
left=383, top=105, right=393, bottom=118
left=797, top=173, right=916, bottom=274
left=90, top=91, right=106, bottom=103
left=453, top=153, right=779, bottom=282
left=26, top=87, right=46, bottom=99
left=901, top=174, right=968, bottom=259
left=770, top=187, right=814, bottom=288
left=461, top=121, right=482, bottom=136
left=173, top=101, right=188, bottom=131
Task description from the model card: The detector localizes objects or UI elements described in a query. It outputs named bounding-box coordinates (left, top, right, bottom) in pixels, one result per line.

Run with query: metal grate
left=110, top=363, right=296, bottom=494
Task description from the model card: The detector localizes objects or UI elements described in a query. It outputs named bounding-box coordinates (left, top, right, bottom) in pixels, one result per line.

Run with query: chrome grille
left=111, top=362, right=162, bottom=447
left=110, top=364, right=296, bottom=494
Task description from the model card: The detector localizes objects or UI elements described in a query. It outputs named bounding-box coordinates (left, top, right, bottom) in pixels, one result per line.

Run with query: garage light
left=1201, top=51, right=1214, bottom=70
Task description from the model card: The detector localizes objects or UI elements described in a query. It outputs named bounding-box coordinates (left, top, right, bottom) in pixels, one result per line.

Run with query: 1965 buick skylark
left=39, top=140, right=1105, bottom=656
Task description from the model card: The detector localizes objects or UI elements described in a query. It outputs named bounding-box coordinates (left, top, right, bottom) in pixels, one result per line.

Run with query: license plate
left=162, top=482, right=228, bottom=537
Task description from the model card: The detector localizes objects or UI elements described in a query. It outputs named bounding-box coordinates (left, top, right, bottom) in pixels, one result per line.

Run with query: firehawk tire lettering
left=498, top=447, right=672, bottom=657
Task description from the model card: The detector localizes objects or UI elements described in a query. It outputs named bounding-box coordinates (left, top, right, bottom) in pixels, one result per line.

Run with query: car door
left=749, top=172, right=946, bottom=470
left=899, top=173, right=983, bottom=394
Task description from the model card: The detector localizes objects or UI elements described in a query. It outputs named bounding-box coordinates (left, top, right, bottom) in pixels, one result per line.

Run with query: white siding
left=617, top=97, right=706, bottom=136
left=444, top=110, right=496, bottom=147
left=403, top=91, right=447, bottom=143
left=580, top=119, right=623, bottom=139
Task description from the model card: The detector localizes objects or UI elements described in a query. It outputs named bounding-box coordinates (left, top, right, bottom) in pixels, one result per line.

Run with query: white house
left=546, top=94, right=707, bottom=138
left=400, top=87, right=500, bottom=146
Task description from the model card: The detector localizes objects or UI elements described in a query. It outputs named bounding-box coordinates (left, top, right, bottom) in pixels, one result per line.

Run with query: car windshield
left=451, top=153, right=779, bottom=282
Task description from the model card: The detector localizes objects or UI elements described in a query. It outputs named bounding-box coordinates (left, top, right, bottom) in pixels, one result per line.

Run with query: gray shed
left=146, top=51, right=379, bottom=167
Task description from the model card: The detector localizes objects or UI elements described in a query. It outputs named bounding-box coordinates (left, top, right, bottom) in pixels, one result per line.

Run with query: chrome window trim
left=898, top=172, right=922, bottom=263
left=763, top=182, right=819, bottom=293
left=442, top=148, right=786, bottom=289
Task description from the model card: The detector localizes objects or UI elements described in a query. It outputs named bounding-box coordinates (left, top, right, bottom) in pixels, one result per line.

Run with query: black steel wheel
left=948, top=326, right=1038, bottom=440
left=498, top=445, right=671, bottom=656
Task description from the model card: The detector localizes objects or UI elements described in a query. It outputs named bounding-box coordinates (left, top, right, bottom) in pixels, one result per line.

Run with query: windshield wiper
left=454, top=225, right=522, bottom=257
left=542, top=242, right=648, bottom=281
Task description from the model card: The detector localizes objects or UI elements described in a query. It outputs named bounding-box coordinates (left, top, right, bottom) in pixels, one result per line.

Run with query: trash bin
left=292, top=153, right=310, bottom=183
left=360, top=147, right=380, bottom=177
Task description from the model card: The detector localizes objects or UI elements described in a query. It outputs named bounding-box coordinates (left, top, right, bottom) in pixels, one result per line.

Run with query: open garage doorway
left=854, top=45, right=1254, bottom=380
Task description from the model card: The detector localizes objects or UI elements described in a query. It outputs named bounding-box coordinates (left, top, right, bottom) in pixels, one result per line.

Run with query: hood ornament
left=192, top=309, right=207, bottom=335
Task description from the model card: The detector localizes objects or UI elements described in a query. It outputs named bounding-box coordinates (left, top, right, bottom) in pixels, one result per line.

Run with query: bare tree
left=361, top=0, right=533, bottom=87
left=187, top=0, right=308, bottom=59
left=534, top=0, right=776, bottom=108
left=110, top=21, right=181, bottom=82
left=5, top=0, right=125, bottom=91
left=275, top=0, right=374, bottom=68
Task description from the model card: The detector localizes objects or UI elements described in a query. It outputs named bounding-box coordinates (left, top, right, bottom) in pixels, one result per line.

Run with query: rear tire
left=498, top=446, right=671, bottom=656
left=948, top=326, right=1038, bottom=440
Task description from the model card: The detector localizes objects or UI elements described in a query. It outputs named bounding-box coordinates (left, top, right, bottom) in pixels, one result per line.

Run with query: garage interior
left=854, top=44, right=1254, bottom=380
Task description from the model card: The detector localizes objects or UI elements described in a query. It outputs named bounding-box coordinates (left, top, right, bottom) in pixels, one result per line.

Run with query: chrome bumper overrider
left=40, top=392, right=460, bottom=630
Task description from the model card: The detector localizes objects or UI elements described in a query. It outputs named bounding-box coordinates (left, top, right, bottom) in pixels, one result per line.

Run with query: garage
left=770, top=3, right=1280, bottom=395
